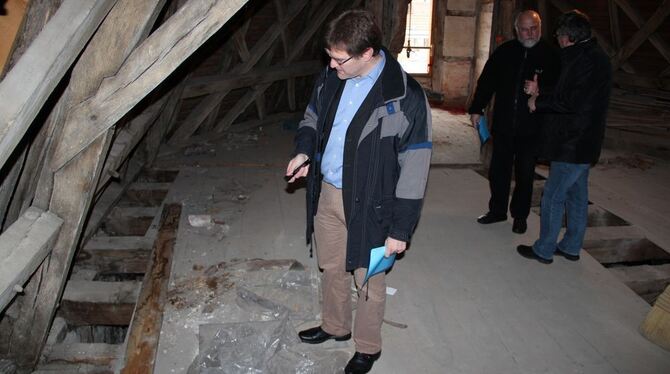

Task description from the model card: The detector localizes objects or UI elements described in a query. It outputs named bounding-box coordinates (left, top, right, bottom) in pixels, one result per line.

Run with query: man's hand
left=385, top=237, right=407, bottom=257
left=524, top=73, right=539, bottom=95
left=528, top=95, right=537, bottom=113
left=286, top=153, right=310, bottom=183
left=470, top=113, right=481, bottom=128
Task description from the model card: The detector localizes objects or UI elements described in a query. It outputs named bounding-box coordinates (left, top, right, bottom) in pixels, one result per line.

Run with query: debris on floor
left=599, top=153, right=656, bottom=170
left=163, top=258, right=350, bottom=373
left=187, top=315, right=349, bottom=373
left=188, top=215, right=214, bottom=228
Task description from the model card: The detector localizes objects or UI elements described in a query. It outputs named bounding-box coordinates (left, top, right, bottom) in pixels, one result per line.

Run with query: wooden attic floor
left=137, top=110, right=670, bottom=373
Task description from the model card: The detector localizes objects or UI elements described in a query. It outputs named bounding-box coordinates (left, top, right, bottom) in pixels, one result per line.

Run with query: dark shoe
left=477, top=212, right=507, bottom=224
left=555, top=248, right=580, bottom=261
left=298, top=326, right=351, bottom=344
left=345, top=351, right=382, bottom=374
left=512, top=218, right=527, bottom=234
left=516, top=245, right=552, bottom=264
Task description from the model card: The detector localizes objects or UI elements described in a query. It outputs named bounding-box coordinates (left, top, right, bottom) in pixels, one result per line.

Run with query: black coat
left=535, top=39, right=612, bottom=164
left=469, top=39, right=560, bottom=140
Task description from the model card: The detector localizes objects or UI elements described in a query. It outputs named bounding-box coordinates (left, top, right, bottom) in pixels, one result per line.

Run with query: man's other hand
left=528, top=95, right=537, bottom=113
left=470, top=113, right=481, bottom=128
left=385, top=237, right=407, bottom=257
left=286, top=153, right=310, bottom=183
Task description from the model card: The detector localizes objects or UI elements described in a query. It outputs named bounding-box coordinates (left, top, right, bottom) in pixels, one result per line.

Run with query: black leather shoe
left=517, top=245, right=552, bottom=264
left=345, top=351, right=381, bottom=374
left=477, top=212, right=507, bottom=224
left=512, top=218, right=527, bottom=234
left=555, top=248, right=580, bottom=261
left=298, top=326, right=351, bottom=344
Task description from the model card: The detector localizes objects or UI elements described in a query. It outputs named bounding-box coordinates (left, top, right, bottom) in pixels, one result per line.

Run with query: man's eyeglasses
left=325, top=50, right=354, bottom=66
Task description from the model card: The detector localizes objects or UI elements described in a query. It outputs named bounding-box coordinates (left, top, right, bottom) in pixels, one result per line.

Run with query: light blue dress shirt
left=321, top=51, right=386, bottom=188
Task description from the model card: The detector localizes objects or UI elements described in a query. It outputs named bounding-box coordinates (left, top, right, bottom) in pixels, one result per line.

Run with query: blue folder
left=363, top=246, right=396, bottom=285
left=478, top=116, right=490, bottom=145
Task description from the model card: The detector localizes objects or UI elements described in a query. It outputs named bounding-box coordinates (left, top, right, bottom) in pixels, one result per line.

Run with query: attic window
left=397, top=0, right=433, bottom=75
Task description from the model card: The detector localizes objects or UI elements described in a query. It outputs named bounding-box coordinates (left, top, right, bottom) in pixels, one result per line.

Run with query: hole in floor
left=93, top=273, right=145, bottom=282
left=136, top=169, right=180, bottom=183
left=69, top=325, right=129, bottom=344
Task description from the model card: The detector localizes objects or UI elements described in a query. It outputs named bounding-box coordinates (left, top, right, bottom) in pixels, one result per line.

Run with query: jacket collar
left=323, top=47, right=406, bottom=105
left=377, top=47, right=406, bottom=103
left=561, top=38, right=596, bottom=59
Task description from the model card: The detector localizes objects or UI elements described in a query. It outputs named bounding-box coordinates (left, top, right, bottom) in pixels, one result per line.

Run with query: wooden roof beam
left=97, top=93, right=171, bottom=192
left=612, top=0, right=670, bottom=66
left=546, top=0, right=637, bottom=74
left=273, top=0, right=291, bottom=60
left=0, top=207, right=62, bottom=313
left=611, top=0, right=670, bottom=71
left=168, top=0, right=309, bottom=144
left=212, top=0, right=365, bottom=131
left=5, top=0, right=186, bottom=368
left=0, top=0, right=116, bottom=173
left=608, top=0, right=622, bottom=49
left=200, top=21, right=251, bottom=132
left=50, top=0, right=249, bottom=170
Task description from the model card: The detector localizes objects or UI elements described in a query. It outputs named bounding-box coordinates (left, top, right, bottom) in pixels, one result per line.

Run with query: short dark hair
left=324, top=9, right=382, bottom=57
left=555, top=10, right=591, bottom=43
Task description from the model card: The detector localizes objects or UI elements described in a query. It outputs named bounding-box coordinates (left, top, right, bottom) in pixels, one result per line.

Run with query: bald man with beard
left=469, top=10, right=560, bottom=234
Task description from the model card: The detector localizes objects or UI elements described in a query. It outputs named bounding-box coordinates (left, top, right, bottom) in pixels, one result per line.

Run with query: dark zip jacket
left=535, top=38, right=612, bottom=164
left=294, top=50, right=432, bottom=271
left=468, top=39, right=560, bottom=140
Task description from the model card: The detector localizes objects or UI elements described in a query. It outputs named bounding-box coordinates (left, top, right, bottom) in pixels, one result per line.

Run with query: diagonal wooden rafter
left=215, top=83, right=272, bottom=132
left=274, top=0, right=296, bottom=110
left=8, top=0, right=170, bottom=366
left=212, top=0, right=342, bottom=133
left=252, top=43, right=280, bottom=121
left=546, top=0, right=637, bottom=74
left=273, top=0, right=291, bottom=61
left=168, top=0, right=309, bottom=144
left=232, top=19, right=274, bottom=122
left=213, top=0, right=364, bottom=133
left=608, top=0, right=622, bottom=49
left=201, top=20, right=251, bottom=132
left=612, top=0, right=670, bottom=69
left=0, top=0, right=117, bottom=173
left=232, top=21, right=252, bottom=62
left=182, top=60, right=321, bottom=99
left=611, top=0, right=670, bottom=71
left=97, top=93, right=171, bottom=192
left=50, top=0, right=249, bottom=171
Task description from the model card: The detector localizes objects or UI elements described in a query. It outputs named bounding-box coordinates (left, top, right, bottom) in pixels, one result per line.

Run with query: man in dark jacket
left=285, top=9, right=431, bottom=374
left=517, top=10, right=612, bottom=264
left=469, top=10, right=560, bottom=234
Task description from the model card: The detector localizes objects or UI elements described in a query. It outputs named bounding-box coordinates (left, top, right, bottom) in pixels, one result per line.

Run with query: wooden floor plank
left=120, top=204, right=181, bottom=374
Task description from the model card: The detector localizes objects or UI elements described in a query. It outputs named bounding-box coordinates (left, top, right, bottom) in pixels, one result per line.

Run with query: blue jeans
left=533, top=162, right=591, bottom=260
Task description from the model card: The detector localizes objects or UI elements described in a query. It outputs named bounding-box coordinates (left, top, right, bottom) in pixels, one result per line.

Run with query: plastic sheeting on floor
left=185, top=259, right=350, bottom=373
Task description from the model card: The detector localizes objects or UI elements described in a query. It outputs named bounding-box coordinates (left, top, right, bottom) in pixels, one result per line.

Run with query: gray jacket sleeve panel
left=396, top=148, right=431, bottom=199
left=294, top=72, right=325, bottom=158
left=389, top=79, right=432, bottom=241
left=294, top=107, right=318, bottom=158
left=396, top=86, right=432, bottom=200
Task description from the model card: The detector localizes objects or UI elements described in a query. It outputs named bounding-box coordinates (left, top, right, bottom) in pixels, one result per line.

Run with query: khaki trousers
left=314, top=182, right=386, bottom=354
